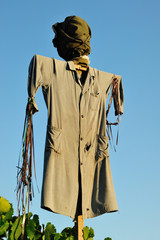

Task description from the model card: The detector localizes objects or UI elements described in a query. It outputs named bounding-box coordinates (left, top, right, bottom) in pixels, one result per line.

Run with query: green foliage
left=44, top=222, right=56, bottom=240
left=0, top=197, right=11, bottom=214
left=83, top=226, right=94, bottom=240
left=60, top=227, right=75, bottom=239
left=9, top=216, right=23, bottom=240
left=0, top=220, right=9, bottom=236
left=0, top=197, right=14, bottom=238
left=0, top=196, right=112, bottom=240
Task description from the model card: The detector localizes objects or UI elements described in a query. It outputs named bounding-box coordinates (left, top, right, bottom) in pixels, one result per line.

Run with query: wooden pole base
left=74, top=215, right=84, bottom=240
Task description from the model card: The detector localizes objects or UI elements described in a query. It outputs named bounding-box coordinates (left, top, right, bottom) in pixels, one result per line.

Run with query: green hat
left=52, top=16, right=92, bottom=61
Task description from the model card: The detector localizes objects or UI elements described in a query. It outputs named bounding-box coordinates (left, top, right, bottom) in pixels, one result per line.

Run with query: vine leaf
left=0, top=196, right=11, bottom=214
left=61, top=227, right=74, bottom=238
left=33, top=214, right=40, bottom=226
left=66, top=236, right=74, bottom=240
left=26, top=219, right=36, bottom=239
left=83, top=226, right=94, bottom=240
left=44, top=222, right=56, bottom=240
left=9, top=216, right=22, bottom=240
left=5, top=204, right=14, bottom=221
left=14, top=218, right=22, bottom=239
left=0, top=220, right=9, bottom=236
left=53, top=233, right=63, bottom=240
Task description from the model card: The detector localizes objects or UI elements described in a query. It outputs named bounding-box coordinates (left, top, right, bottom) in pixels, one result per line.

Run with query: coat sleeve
left=105, top=74, right=124, bottom=117
left=113, top=75, right=124, bottom=116
left=27, top=55, right=51, bottom=114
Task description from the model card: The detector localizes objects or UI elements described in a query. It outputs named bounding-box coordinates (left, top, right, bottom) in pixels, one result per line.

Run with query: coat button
left=80, top=137, right=83, bottom=141
left=81, top=115, right=84, bottom=118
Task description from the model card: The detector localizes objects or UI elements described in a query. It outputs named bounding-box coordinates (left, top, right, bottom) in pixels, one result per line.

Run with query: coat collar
left=67, top=61, right=95, bottom=77
left=67, top=61, right=95, bottom=94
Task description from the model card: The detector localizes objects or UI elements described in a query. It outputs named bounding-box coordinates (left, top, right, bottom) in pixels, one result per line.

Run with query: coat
left=27, top=54, right=124, bottom=220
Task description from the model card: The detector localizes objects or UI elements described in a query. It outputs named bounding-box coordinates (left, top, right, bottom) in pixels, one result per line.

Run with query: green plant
left=0, top=196, right=112, bottom=240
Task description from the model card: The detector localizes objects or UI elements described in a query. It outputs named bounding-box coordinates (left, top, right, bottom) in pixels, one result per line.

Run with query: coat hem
left=84, top=208, right=119, bottom=220
left=41, top=203, right=118, bottom=220
left=41, top=204, right=75, bottom=219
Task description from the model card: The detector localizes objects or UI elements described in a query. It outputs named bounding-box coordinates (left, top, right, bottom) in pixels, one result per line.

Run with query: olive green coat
left=27, top=54, right=124, bottom=219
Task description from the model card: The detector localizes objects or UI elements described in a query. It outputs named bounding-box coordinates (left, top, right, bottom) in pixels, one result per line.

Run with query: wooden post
left=75, top=215, right=84, bottom=240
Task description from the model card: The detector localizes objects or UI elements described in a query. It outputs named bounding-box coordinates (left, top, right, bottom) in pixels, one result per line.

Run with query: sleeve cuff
left=28, top=97, right=39, bottom=114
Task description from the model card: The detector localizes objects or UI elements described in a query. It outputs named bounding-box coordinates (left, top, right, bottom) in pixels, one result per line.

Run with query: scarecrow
left=17, top=15, right=124, bottom=239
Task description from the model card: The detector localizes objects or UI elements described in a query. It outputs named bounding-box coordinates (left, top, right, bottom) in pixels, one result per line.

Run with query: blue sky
left=0, top=0, right=160, bottom=239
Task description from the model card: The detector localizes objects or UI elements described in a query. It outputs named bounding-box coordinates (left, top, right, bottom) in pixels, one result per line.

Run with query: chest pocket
left=89, top=92, right=100, bottom=111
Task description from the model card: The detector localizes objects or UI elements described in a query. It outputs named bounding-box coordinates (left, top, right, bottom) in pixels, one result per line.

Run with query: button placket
left=79, top=91, right=86, bottom=169
left=79, top=90, right=84, bottom=168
